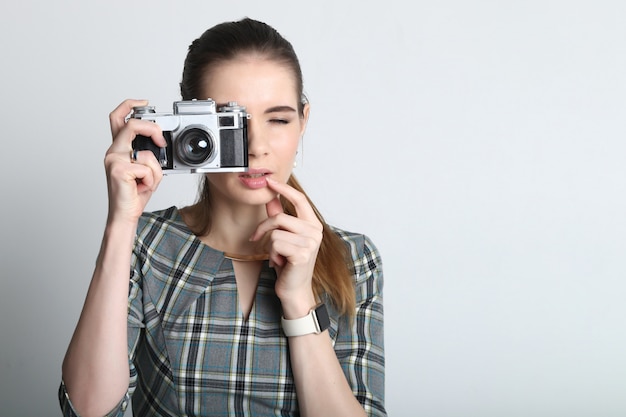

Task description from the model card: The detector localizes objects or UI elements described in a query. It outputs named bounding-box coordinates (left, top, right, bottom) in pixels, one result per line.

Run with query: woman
left=60, top=18, right=385, bottom=417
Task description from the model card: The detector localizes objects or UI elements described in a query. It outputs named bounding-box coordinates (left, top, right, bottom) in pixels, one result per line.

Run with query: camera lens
left=176, top=127, right=215, bottom=166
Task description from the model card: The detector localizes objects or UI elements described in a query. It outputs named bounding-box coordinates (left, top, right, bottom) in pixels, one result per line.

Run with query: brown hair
left=180, top=18, right=355, bottom=316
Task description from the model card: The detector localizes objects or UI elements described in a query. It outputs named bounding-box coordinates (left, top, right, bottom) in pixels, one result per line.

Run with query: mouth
left=240, top=169, right=272, bottom=179
left=238, top=169, right=273, bottom=189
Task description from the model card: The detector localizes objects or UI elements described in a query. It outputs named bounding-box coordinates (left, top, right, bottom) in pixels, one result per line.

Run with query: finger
left=266, top=231, right=296, bottom=269
left=250, top=212, right=322, bottom=246
left=265, top=177, right=318, bottom=221
left=108, top=119, right=167, bottom=154
left=107, top=147, right=156, bottom=177
left=109, top=99, right=148, bottom=137
left=252, top=212, right=305, bottom=237
left=266, top=229, right=321, bottom=270
left=131, top=150, right=165, bottom=181
left=266, top=195, right=283, bottom=218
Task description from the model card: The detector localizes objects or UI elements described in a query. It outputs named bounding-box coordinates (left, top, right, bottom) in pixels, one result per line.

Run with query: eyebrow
left=264, top=105, right=297, bottom=114
left=216, top=103, right=297, bottom=115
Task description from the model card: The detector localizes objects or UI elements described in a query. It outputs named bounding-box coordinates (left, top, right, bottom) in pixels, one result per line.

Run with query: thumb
left=266, top=195, right=283, bottom=218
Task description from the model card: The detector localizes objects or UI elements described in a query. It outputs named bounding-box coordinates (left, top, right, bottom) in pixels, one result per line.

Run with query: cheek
left=278, top=139, right=300, bottom=162
left=205, top=173, right=233, bottom=189
left=273, top=127, right=301, bottom=153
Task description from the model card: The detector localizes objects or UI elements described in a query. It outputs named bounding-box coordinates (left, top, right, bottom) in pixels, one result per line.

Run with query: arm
left=283, top=308, right=369, bottom=417
left=60, top=100, right=165, bottom=417
left=286, top=235, right=386, bottom=417
left=251, top=178, right=384, bottom=416
left=333, top=234, right=386, bottom=415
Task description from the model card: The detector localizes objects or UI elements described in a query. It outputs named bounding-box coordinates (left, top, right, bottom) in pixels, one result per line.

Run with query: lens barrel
left=176, top=127, right=215, bottom=166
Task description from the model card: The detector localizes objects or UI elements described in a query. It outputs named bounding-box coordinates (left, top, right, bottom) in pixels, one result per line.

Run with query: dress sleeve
left=334, top=234, right=387, bottom=416
left=58, top=237, right=146, bottom=417
left=58, top=381, right=131, bottom=417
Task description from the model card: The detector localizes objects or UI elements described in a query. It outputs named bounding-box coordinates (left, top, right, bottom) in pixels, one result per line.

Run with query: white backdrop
left=1, top=1, right=625, bottom=416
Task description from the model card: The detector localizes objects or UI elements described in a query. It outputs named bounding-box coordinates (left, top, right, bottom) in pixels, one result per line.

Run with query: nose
left=246, top=116, right=269, bottom=158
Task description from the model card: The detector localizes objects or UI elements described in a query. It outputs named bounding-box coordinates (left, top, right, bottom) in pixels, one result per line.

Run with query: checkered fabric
left=59, top=206, right=386, bottom=416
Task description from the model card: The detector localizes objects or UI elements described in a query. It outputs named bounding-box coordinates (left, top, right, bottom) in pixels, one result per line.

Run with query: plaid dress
left=59, top=206, right=386, bottom=416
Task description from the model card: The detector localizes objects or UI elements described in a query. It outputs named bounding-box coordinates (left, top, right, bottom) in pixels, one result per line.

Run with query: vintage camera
left=131, top=99, right=249, bottom=173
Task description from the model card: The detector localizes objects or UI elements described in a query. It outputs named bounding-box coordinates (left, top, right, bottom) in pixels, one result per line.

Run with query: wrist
left=281, top=303, right=330, bottom=337
left=279, top=291, right=317, bottom=320
left=106, top=210, right=140, bottom=230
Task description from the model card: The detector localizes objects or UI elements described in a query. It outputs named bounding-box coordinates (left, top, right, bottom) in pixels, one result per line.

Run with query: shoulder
left=135, top=206, right=195, bottom=250
left=330, top=225, right=384, bottom=298
left=330, top=226, right=382, bottom=267
left=137, top=206, right=187, bottom=235
left=138, top=205, right=182, bottom=227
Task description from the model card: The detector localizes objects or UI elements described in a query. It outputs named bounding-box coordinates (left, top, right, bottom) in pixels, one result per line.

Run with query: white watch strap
left=281, top=309, right=320, bottom=337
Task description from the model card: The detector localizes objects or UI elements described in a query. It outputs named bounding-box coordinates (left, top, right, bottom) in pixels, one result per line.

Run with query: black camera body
left=131, top=99, right=248, bottom=173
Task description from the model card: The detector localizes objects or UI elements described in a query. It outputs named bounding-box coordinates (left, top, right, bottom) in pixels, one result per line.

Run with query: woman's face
left=200, top=55, right=309, bottom=208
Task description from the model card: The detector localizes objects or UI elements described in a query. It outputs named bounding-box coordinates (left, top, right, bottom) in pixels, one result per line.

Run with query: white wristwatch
left=281, top=303, right=330, bottom=337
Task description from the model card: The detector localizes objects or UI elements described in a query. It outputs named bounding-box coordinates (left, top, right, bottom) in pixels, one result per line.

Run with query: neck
left=187, top=199, right=269, bottom=256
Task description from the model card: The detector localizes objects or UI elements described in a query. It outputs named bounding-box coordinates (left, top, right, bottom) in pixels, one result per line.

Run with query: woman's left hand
left=249, top=177, right=322, bottom=317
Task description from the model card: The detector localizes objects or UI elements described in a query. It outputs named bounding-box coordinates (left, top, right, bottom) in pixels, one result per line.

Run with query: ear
left=299, top=102, right=310, bottom=137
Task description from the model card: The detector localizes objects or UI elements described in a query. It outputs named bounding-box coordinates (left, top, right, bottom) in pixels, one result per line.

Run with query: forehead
left=201, top=56, right=299, bottom=106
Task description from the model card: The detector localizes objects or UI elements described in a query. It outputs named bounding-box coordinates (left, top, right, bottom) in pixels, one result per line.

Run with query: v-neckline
left=231, top=259, right=264, bottom=321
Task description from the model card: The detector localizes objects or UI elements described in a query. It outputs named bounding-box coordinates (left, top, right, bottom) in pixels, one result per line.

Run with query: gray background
left=1, top=1, right=625, bottom=416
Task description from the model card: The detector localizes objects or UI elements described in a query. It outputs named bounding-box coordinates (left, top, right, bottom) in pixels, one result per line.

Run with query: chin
left=238, top=188, right=279, bottom=206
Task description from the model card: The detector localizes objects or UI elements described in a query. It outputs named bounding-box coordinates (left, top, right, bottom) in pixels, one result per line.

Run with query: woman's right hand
left=105, top=99, right=167, bottom=224
left=61, top=99, right=165, bottom=416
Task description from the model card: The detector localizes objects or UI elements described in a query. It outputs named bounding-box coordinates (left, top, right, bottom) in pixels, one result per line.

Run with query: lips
left=239, top=168, right=272, bottom=189
left=240, top=168, right=271, bottom=178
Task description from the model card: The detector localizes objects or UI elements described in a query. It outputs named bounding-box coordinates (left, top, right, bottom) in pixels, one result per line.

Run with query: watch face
left=315, top=304, right=330, bottom=331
